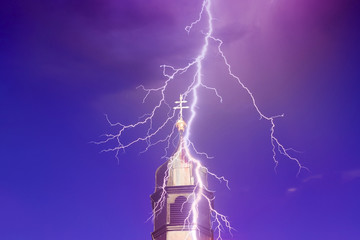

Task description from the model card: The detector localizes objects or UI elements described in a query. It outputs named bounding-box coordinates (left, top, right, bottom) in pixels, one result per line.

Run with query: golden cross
left=173, top=94, right=189, bottom=120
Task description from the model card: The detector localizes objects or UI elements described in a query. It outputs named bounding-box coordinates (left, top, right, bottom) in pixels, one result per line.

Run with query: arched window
left=170, top=196, right=191, bottom=225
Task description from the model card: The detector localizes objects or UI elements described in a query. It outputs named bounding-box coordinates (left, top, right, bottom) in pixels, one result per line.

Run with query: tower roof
left=155, top=126, right=193, bottom=188
left=154, top=95, right=208, bottom=189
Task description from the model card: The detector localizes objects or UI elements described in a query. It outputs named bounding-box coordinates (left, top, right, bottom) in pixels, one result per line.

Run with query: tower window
left=170, top=196, right=192, bottom=225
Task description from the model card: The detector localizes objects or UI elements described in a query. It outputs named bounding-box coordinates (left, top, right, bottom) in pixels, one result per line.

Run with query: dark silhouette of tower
left=150, top=95, right=214, bottom=240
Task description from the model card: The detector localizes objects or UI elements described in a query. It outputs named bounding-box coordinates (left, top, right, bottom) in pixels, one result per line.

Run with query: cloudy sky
left=1, top=0, right=360, bottom=239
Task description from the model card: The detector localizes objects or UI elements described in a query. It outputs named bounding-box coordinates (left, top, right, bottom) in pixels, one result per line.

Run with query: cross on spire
left=173, top=94, right=189, bottom=132
left=173, top=94, right=189, bottom=120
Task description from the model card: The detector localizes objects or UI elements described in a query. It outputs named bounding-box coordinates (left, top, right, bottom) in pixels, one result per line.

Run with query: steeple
left=150, top=95, right=214, bottom=240
left=168, top=95, right=193, bottom=186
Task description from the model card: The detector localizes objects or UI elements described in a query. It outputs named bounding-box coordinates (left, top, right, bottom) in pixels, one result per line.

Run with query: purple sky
left=1, top=0, right=360, bottom=239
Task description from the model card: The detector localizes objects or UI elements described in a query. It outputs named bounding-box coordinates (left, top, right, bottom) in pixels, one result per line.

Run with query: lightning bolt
left=94, top=0, right=308, bottom=239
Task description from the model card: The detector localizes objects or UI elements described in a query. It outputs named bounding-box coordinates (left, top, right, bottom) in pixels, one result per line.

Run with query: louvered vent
left=170, top=196, right=192, bottom=225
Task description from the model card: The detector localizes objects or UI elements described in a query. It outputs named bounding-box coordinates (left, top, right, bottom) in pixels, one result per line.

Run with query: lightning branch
left=94, top=0, right=308, bottom=239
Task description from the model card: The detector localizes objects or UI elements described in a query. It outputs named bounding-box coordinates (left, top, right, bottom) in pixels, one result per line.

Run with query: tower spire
left=151, top=95, right=213, bottom=240
left=173, top=94, right=189, bottom=133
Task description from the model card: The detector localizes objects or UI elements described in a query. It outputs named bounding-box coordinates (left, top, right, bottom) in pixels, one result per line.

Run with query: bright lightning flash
left=94, top=0, right=308, bottom=239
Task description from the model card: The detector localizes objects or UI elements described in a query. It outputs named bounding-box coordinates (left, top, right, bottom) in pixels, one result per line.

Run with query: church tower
left=150, top=96, right=214, bottom=240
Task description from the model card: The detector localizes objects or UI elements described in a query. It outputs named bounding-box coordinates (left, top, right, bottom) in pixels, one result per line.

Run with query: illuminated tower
left=150, top=96, right=214, bottom=240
